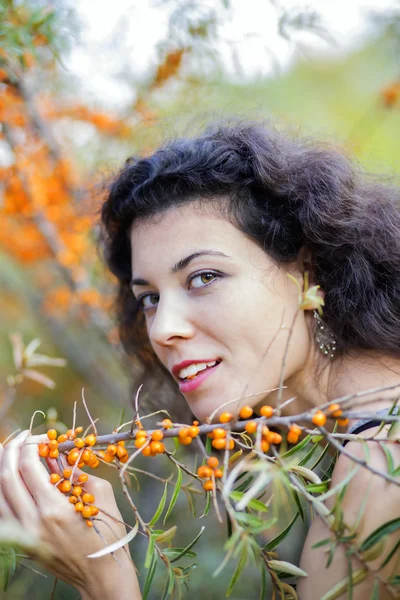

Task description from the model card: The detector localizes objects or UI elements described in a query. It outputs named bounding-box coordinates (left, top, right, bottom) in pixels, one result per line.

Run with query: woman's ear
left=297, top=246, right=317, bottom=286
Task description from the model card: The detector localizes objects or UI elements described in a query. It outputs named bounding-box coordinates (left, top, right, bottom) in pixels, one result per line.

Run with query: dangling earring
left=313, top=310, right=337, bottom=359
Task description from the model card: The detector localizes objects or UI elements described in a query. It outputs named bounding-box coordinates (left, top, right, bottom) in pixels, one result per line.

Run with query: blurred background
left=0, top=0, right=400, bottom=597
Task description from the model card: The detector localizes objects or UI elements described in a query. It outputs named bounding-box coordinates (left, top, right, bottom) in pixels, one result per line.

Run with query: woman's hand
left=0, top=430, right=142, bottom=600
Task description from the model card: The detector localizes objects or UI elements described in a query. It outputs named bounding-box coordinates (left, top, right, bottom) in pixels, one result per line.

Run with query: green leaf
left=230, top=491, right=269, bottom=512
left=144, top=534, right=155, bottom=569
left=370, top=579, right=380, bottom=600
left=268, top=559, right=307, bottom=577
left=320, top=568, right=368, bottom=600
left=170, top=526, right=205, bottom=563
left=311, top=538, right=331, bottom=549
left=148, top=482, right=168, bottom=527
left=264, top=513, right=299, bottom=551
left=164, top=466, right=182, bottom=524
left=259, top=562, right=267, bottom=600
left=291, top=489, right=305, bottom=521
left=142, top=553, right=157, bottom=600
left=305, top=481, right=330, bottom=494
left=226, top=542, right=248, bottom=597
left=380, top=443, right=395, bottom=475
left=154, top=526, right=177, bottom=544
left=201, top=489, right=212, bottom=517
left=281, top=434, right=313, bottom=458
left=378, top=538, right=400, bottom=570
left=163, top=548, right=197, bottom=559
left=88, top=520, right=139, bottom=558
left=360, top=518, right=400, bottom=552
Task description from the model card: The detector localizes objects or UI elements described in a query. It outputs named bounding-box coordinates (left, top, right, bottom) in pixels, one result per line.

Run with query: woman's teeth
left=179, top=361, right=218, bottom=380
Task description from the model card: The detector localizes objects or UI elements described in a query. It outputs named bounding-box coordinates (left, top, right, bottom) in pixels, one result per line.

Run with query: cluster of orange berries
left=197, top=456, right=223, bottom=492
left=238, top=405, right=282, bottom=453
left=49, top=470, right=98, bottom=527
left=135, top=428, right=166, bottom=456
left=97, top=441, right=129, bottom=464
left=38, top=427, right=84, bottom=460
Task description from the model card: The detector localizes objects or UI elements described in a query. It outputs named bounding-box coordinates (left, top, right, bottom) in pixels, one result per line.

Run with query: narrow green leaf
left=142, top=553, right=157, bottom=600
left=370, top=579, right=380, bottom=600
left=170, top=526, right=205, bottom=563
left=144, top=534, right=155, bottom=569
left=247, top=517, right=278, bottom=535
left=292, top=489, right=305, bottom=521
left=234, top=475, right=254, bottom=493
left=309, top=441, right=331, bottom=471
left=264, top=513, right=299, bottom=551
left=379, top=538, right=400, bottom=570
left=259, top=561, right=267, bottom=600
left=311, top=538, right=331, bottom=549
left=154, top=526, right=177, bottom=544
left=163, top=548, right=197, bottom=559
left=88, top=520, right=139, bottom=558
left=226, top=543, right=248, bottom=597
left=148, top=482, right=168, bottom=527
left=380, top=443, right=395, bottom=475
left=163, top=466, right=182, bottom=524
left=305, top=481, right=330, bottom=494
left=298, top=442, right=319, bottom=466
left=201, top=490, right=212, bottom=517
left=230, top=491, right=269, bottom=512
left=173, top=436, right=180, bottom=451
left=268, top=559, right=307, bottom=578
left=360, top=518, right=400, bottom=552
left=281, top=434, right=313, bottom=458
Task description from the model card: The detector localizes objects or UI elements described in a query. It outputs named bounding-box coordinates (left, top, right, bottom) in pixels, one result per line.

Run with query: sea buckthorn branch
left=272, top=446, right=399, bottom=598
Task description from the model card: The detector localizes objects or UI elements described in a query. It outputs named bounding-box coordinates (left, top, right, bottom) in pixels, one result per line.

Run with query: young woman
left=0, top=122, right=399, bottom=599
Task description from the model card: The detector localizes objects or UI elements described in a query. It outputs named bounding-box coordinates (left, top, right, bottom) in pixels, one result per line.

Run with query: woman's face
left=130, top=202, right=311, bottom=422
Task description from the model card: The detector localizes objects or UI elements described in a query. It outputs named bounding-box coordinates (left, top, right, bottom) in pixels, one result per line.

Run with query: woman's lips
left=178, top=362, right=221, bottom=393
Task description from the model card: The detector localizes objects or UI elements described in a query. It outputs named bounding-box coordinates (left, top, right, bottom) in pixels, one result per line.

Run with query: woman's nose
left=148, top=296, right=194, bottom=346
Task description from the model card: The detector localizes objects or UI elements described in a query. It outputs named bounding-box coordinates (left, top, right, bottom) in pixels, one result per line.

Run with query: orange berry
left=91, top=506, right=99, bottom=516
left=78, top=462, right=85, bottom=469
left=178, top=427, right=190, bottom=439
left=47, top=429, right=57, bottom=441
left=82, top=493, right=94, bottom=504
left=161, top=418, right=173, bottom=429
left=269, top=432, right=282, bottom=445
left=75, top=427, right=83, bottom=434
left=107, top=444, right=118, bottom=456
left=261, top=440, right=270, bottom=453
left=116, top=446, right=128, bottom=458
left=135, top=437, right=147, bottom=449
left=86, top=520, right=94, bottom=528
left=85, top=434, right=96, bottom=447
left=219, top=412, right=233, bottom=423
left=289, top=424, right=302, bottom=437
left=57, top=434, right=68, bottom=443
left=103, top=453, right=114, bottom=463
left=82, top=506, right=93, bottom=519
left=63, top=468, right=72, bottom=479
left=67, top=448, right=80, bottom=465
left=227, top=439, right=235, bottom=450
left=117, top=441, right=125, bottom=447
left=287, top=431, right=299, bottom=445
left=151, top=430, right=164, bottom=442
left=142, top=446, right=152, bottom=457
left=239, top=406, right=253, bottom=419
left=245, top=421, right=257, bottom=434
left=75, top=502, right=84, bottom=512
left=65, top=429, right=74, bottom=439
left=150, top=441, right=165, bottom=454
left=74, top=438, right=85, bottom=448
left=207, top=432, right=214, bottom=438
left=60, top=480, right=71, bottom=493
left=197, top=466, right=213, bottom=478
left=192, top=420, right=199, bottom=426
left=328, top=403, right=343, bottom=418
left=203, top=480, right=214, bottom=492
left=188, top=426, right=200, bottom=438
left=212, top=428, right=227, bottom=439
left=261, top=426, right=270, bottom=437
left=38, top=443, right=49, bottom=458
left=89, top=458, right=100, bottom=468
left=212, top=438, right=226, bottom=450
left=119, top=453, right=129, bottom=463
left=48, top=440, right=58, bottom=451
left=260, top=405, right=274, bottom=418
left=179, top=436, right=192, bottom=445
left=207, top=457, right=219, bottom=469
left=49, top=448, right=59, bottom=459
left=337, top=418, right=349, bottom=427
left=214, top=468, right=223, bottom=478
left=78, top=474, right=89, bottom=483
left=69, top=495, right=78, bottom=504
left=135, top=430, right=147, bottom=439
left=50, top=473, right=61, bottom=484
left=312, top=410, right=327, bottom=427
left=72, top=486, right=83, bottom=497
left=81, top=449, right=91, bottom=462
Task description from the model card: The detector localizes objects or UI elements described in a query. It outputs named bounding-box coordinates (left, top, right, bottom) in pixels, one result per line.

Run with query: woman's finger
left=0, top=431, right=39, bottom=526
left=0, top=443, right=17, bottom=520
left=19, top=439, right=68, bottom=507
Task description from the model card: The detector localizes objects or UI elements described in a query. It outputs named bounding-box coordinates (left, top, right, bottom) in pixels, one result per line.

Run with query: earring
left=313, top=310, right=337, bottom=359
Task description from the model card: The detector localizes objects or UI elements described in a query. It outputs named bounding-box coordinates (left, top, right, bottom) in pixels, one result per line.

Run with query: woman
left=0, top=121, right=399, bottom=599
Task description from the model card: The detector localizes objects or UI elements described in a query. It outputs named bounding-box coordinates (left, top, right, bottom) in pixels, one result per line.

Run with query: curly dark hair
left=100, top=121, right=400, bottom=407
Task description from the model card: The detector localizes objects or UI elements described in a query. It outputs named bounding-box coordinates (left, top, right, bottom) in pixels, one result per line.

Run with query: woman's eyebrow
left=131, top=250, right=230, bottom=287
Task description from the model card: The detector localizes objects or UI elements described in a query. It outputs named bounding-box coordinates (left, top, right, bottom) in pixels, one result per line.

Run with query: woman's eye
left=138, top=293, right=159, bottom=309
left=189, top=272, right=219, bottom=289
